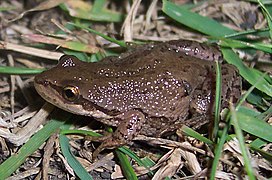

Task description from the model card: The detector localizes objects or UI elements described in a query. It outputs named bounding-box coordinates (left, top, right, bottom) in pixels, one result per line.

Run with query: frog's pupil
left=63, top=87, right=78, bottom=101
left=65, top=89, right=75, bottom=99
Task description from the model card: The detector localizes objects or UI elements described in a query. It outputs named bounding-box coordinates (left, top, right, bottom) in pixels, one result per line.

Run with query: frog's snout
left=34, top=73, right=50, bottom=86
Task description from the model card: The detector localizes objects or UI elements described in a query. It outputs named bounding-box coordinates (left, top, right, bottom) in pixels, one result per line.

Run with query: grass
left=0, top=66, right=45, bottom=74
left=0, top=0, right=271, bottom=179
left=0, top=114, right=67, bottom=179
left=163, top=1, right=271, bottom=179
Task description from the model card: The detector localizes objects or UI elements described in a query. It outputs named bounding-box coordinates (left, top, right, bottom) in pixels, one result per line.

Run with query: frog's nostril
left=43, top=80, right=50, bottom=86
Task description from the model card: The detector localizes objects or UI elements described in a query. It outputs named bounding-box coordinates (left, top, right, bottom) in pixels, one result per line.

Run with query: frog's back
left=87, top=44, right=213, bottom=120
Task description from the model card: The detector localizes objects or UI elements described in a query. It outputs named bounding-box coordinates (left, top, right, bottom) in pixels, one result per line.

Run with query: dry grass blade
left=0, top=0, right=271, bottom=179
left=8, top=0, right=67, bottom=22
left=0, top=41, right=63, bottom=60
left=0, top=103, right=54, bottom=146
left=121, top=0, right=142, bottom=41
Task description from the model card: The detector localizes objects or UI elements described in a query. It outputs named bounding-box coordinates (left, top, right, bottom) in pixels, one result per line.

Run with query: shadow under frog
left=34, top=40, right=241, bottom=158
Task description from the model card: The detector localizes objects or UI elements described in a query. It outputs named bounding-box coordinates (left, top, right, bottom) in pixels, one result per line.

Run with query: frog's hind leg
left=91, top=110, right=146, bottom=160
left=157, top=116, right=209, bottom=137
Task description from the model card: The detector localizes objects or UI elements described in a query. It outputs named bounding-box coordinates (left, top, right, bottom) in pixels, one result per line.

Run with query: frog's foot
left=91, top=134, right=125, bottom=161
left=91, top=110, right=146, bottom=161
left=85, top=133, right=111, bottom=142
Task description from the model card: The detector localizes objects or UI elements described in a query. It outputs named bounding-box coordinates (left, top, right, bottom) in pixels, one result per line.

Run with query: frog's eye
left=63, top=86, right=79, bottom=101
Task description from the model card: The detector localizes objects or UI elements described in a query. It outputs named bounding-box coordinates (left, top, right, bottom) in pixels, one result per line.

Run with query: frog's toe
left=86, top=134, right=111, bottom=142
left=91, top=136, right=127, bottom=161
left=92, top=145, right=104, bottom=161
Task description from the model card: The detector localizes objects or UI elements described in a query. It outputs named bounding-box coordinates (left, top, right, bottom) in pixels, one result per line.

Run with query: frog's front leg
left=92, top=110, right=146, bottom=159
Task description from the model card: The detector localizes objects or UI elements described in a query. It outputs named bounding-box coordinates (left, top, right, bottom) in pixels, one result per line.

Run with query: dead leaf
left=9, top=0, right=67, bottom=22
left=22, top=34, right=100, bottom=54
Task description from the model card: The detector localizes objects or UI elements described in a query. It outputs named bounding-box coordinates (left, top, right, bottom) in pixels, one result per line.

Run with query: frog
left=34, top=39, right=241, bottom=158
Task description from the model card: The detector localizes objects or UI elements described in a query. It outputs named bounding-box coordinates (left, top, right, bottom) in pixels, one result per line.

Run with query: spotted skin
left=34, top=40, right=241, bottom=158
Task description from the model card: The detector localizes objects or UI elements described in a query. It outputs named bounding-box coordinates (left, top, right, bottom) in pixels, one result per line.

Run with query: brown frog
left=34, top=40, right=241, bottom=158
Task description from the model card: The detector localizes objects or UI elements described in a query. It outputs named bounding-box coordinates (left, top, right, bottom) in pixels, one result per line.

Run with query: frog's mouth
left=34, top=81, right=113, bottom=120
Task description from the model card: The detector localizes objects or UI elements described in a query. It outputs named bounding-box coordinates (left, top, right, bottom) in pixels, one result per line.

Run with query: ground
left=0, top=0, right=271, bottom=179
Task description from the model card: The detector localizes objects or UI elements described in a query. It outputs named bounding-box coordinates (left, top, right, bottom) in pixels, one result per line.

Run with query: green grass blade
left=61, top=129, right=102, bottom=137
left=250, top=138, right=267, bottom=148
left=115, top=150, right=138, bottom=180
left=91, top=0, right=107, bottom=13
left=61, top=129, right=149, bottom=165
left=59, top=134, right=93, bottom=180
left=210, top=76, right=269, bottom=178
left=59, top=1, right=123, bottom=22
left=210, top=118, right=231, bottom=179
left=118, top=147, right=154, bottom=176
left=61, top=129, right=153, bottom=176
left=224, top=28, right=270, bottom=38
left=141, top=157, right=155, bottom=170
left=181, top=126, right=213, bottom=145
left=250, top=145, right=272, bottom=162
left=162, top=0, right=236, bottom=37
left=235, top=108, right=272, bottom=142
left=230, top=105, right=256, bottom=180
left=222, top=48, right=272, bottom=97
left=219, top=38, right=272, bottom=53
left=250, top=139, right=272, bottom=162
left=59, top=118, right=94, bottom=179
left=0, top=118, right=65, bottom=179
left=260, top=105, right=272, bottom=121
left=0, top=66, right=45, bottom=75
left=213, top=61, right=222, bottom=140
left=0, top=6, right=16, bottom=11
left=69, top=22, right=126, bottom=47
left=257, top=0, right=272, bottom=39
left=162, top=0, right=272, bottom=97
